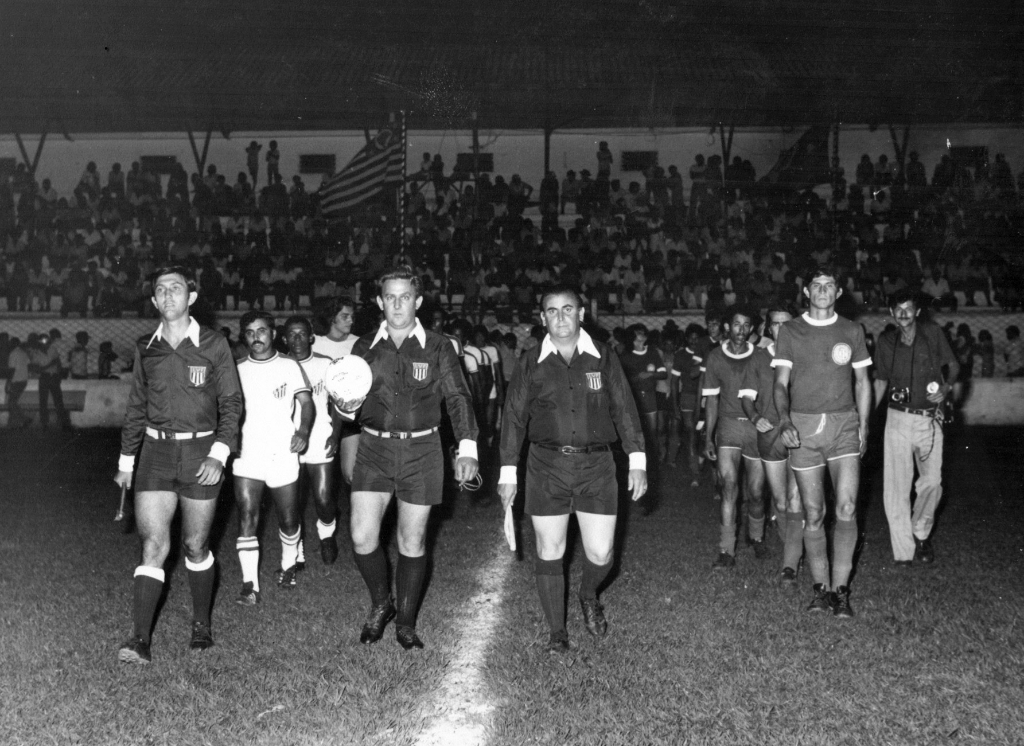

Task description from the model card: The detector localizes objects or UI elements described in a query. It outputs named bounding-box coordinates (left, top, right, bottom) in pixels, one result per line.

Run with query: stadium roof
left=0, top=0, right=1021, bottom=136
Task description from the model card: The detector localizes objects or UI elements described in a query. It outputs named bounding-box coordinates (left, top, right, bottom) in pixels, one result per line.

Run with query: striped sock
left=236, top=536, right=260, bottom=591
left=280, top=529, right=301, bottom=571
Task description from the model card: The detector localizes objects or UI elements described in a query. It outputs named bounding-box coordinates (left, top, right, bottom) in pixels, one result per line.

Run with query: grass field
left=1, top=425, right=1023, bottom=746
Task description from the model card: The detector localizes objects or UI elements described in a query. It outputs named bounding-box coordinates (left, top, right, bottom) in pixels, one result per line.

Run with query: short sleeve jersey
left=739, top=345, right=778, bottom=423
left=620, top=347, right=665, bottom=414
left=673, top=347, right=703, bottom=396
left=295, top=352, right=334, bottom=444
left=702, top=342, right=756, bottom=419
left=772, top=313, right=871, bottom=414
left=312, top=335, right=356, bottom=360
left=237, top=353, right=311, bottom=457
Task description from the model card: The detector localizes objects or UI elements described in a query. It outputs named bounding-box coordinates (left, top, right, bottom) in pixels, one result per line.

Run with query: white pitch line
left=414, top=546, right=514, bottom=746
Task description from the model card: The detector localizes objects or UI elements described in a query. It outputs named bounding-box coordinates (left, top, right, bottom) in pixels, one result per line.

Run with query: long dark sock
left=535, top=558, right=565, bottom=635
left=831, top=518, right=858, bottom=589
left=803, top=526, right=829, bottom=587
left=578, top=556, right=613, bottom=601
left=396, top=553, right=428, bottom=628
left=353, top=546, right=390, bottom=606
left=133, top=567, right=165, bottom=643
left=784, top=510, right=805, bottom=571
left=186, top=553, right=216, bottom=626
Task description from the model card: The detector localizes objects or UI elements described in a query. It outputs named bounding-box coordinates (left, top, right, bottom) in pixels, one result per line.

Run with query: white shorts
left=234, top=450, right=300, bottom=488
left=299, top=428, right=334, bottom=465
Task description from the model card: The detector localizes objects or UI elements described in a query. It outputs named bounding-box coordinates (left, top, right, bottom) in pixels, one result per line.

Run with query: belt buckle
left=389, top=431, right=405, bottom=439
left=560, top=446, right=575, bottom=454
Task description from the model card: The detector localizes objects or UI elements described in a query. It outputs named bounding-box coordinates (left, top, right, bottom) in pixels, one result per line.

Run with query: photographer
left=874, top=290, right=958, bottom=566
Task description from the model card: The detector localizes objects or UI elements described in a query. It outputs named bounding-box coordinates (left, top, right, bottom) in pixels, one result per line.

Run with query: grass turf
left=0, top=426, right=1022, bottom=745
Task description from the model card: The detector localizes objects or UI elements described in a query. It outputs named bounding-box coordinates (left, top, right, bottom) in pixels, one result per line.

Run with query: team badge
left=189, top=366, right=207, bottom=386
left=831, top=343, right=853, bottom=365
left=413, top=362, right=429, bottom=381
left=273, top=383, right=287, bottom=399
left=586, top=372, right=603, bottom=390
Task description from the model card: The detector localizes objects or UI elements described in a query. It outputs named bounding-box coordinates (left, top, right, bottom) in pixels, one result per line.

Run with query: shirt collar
left=147, top=317, right=200, bottom=349
left=721, top=341, right=754, bottom=359
left=802, top=312, right=838, bottom=327
left=370, top=318, right=427, bottom=349
left=538, top=328, right=601, bottom=362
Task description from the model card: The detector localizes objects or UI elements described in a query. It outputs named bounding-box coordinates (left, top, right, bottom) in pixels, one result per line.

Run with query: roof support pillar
left=14, top=130, right=48, bottom=175
left=186, top=126, right=213, bottom=174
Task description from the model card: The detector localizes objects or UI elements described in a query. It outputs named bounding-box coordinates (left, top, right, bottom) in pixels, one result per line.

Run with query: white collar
left=802, top=312, right=838, bottom=327
left=147, top=317, right=200, bottom=349
left=631, top=346, right=648, bottom=355
left=538, top=328, right=602, bottom=362
left=721, top=341, right=754, bottom=359
left=370, top=318, right=427, bottom=349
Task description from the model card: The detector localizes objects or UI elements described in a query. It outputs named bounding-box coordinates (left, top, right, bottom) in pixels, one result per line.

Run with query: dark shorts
left=525, top=445, right=618, bottom=517
left=757, top=425, right=789, bottom=463
left=789, top=410, right=861, bottom=470
left=352, top=431, right=443, bottom=505
left=136, top=435, right=222, bottom=500
left=716, top=416, right=758, bottom=460
left=339, top=420, right=361, bottom=439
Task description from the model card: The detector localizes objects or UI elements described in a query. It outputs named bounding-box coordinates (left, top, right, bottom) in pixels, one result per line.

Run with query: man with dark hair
left=673, top=324, right=705, bottom=484
left=702, top=306, right=766, bottom=568
left=740, top=304, right=804, bottom=586
left=773, top=265, right=872, bottom=618
left=499, top=285, right=646, bottom=651
left=312, top=296, right=361, bottom=487
left=336, top=266, right=478, bottom=650
left=284, top=316, right=344, bottom=564
left=874, top=289, right=957, bottom=566
left=619, top=323, right=666, bottom=463
left=114, top=265, right=242, bottom=664
left=233, top=310, right=314, bottom=603
left=30, top=331, right=72, bottom=430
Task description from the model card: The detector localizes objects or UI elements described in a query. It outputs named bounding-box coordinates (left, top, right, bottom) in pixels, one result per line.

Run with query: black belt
left=535, top=443, right=610, bottom=455
left=889, top=405, right=937, bottom=417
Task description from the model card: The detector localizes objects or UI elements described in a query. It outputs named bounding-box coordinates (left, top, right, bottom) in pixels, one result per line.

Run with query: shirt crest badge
left=273, top=383, right=287, bottom=399
left=189, top=366, right=207, bottom=386
left=586, top=371, right=603, bottom=390
left=413, top=362, right=429, bottom=381
left=831, top=343, right=853, bottom=365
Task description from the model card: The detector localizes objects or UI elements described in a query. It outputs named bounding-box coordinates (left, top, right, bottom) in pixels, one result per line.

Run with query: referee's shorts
left=352, top=430, right=443, bottom=506
left=525, top=445, right=618, bottom=517
left=136, top=434, right=222, bottom=501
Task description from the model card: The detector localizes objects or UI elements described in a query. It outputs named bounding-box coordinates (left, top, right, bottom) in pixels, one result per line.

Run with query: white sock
left=280, top=529, right=301, bottom=570
left=236, top=536, right=260, bottom=591
left=316, top=519, right=336, bottom=541
left=296, top=534, right=306, bottom=564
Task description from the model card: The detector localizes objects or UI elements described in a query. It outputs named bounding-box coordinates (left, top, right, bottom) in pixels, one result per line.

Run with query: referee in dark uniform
left=336, top=266, right=478, bottom=651
left=498, top=285, right=647, bottom=652
left=114, top=265, right=242, bottom=664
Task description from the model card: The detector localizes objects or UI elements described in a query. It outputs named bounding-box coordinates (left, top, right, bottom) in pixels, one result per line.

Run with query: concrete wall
left=3, top=123, right=1021, bottom=202
left=0, top=378, right=130, bottom=429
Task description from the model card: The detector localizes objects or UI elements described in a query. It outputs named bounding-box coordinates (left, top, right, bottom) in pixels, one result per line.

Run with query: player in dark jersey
left=702, top=306, right=766, bottom=568
left=739, top=304, right=804, bottom=586
left=673, top=324, right=704, bottom=485
left=619, top=324, right=667, bottom=463
left=695, top=310, right=725, bottom=497
left=773, top=265, right=872, bottom=618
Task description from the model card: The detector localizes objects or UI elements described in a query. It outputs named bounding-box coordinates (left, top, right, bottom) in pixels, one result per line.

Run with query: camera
left=890, top=387, right=911, bottom=404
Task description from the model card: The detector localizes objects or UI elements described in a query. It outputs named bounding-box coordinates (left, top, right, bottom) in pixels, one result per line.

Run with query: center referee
left=498, top=285, right=647, bottom=652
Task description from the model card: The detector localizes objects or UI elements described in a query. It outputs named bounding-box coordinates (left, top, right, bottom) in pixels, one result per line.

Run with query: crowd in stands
left=1, top=137, right=1023, bottom=325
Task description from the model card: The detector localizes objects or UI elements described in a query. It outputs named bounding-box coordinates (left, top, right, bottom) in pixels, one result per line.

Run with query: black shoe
left=748, top=538, right=769, bottom=560
left=831, top=586, right=854, bottom=618
left=276, top=565, right=298, bottom=589
left=236, top=582, right=261, bottom=606
left=320, top=536, right=339, bottom=565
left=359, top=599, right=396, bottom=644
left=579, top=597, right=608, bottom=638
left=779, top=567, right=798, bottom=588
left=806, top=584, right=831, bottom=613
left=189, top=621, right=215, bottom=651
left=396, top=625, right=425, bottom=650
left=712, top=552, right=736, bottom=570
left=118, top=635, right=152, bottom=665
left=914, top=537, right=935, bottom=564
left=547, top=630, right=570, bottom=653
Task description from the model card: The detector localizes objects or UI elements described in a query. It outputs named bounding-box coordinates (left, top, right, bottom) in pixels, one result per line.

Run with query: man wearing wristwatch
left=873, top=289, right=958, bottom=566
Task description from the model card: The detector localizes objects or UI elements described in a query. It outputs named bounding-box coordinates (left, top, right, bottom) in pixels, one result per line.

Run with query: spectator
left=245, top=141, right=262, bottom=187
left=1005, top=325, right=1024, bottom=377
left=98, top=341, right=119, bottom=378
left=855, top=154, right=875, bottom=187
left=976, top=330, right=995, bottom=378
left=266, top=140, right=281, bottom=184
left=5, top=338, right=31, bottom=428
left=69, top=331, right=91, bottom=379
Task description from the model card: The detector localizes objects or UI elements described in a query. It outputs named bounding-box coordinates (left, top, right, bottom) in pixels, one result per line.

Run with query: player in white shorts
left=285, top=316, right=343, bottom=565
left=234, top=311, right=314, bottom=604
left=313, top=297, right=360, bottom=487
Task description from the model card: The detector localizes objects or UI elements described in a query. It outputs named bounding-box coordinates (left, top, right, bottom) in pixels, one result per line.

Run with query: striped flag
left=320, top=125, right=405, bottom=218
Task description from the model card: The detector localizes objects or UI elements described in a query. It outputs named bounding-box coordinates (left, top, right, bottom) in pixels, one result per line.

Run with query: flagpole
left=399, top=110, right=407, bottom=253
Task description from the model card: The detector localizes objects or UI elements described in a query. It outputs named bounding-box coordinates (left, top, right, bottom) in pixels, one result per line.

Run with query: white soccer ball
left=324, top=355, right=373, bottom=402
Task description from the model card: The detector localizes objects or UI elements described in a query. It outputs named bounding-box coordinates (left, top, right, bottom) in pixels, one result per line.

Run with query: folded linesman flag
left=320, top=126, right=405, bottom=218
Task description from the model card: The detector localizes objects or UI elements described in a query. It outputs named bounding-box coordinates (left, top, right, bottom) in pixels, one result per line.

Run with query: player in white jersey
left=312, top=297, right=360, bottom=487
left=233, top=311, right=314, bottom=604
left=285, top=316, right=343, bottom=565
